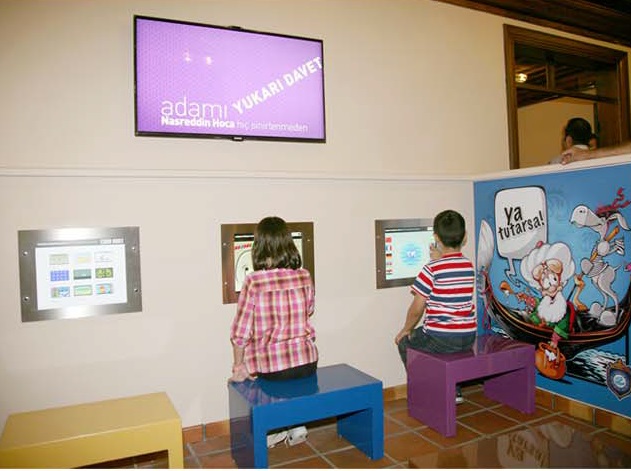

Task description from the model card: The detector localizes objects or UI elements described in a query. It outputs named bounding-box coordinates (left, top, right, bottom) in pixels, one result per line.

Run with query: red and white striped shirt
left=231, top=268, right=318, bottom=374
left=411, top=252, right=476, bottom=335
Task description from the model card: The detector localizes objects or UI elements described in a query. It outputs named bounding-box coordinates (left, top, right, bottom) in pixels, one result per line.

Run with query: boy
left=394, top=210, right=476, bottom=403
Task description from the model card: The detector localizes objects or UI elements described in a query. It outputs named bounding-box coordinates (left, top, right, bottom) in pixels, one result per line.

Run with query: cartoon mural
left=474, top=164, right=631, bottom=417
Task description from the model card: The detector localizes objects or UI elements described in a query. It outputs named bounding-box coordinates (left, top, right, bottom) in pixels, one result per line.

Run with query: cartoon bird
left=570, top=202, right=629, bottom=324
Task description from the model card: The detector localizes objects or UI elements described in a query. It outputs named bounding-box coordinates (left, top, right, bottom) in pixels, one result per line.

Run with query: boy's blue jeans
left=398, top=329, right=475, bottom=397
left=397, top=328, right=476, bottom=367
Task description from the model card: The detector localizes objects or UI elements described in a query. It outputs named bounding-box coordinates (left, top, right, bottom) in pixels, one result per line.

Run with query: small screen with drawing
left=221, top=222, right=314, bottom=304
left=233, top=232, right=304, bottom=291
left=384, top=226, right=434, bottom=281
left=375, top=219, right=434, bottom=289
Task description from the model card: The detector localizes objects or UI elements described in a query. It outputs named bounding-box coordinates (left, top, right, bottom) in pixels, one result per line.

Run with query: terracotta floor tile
left=188, top=434, right=231, bottom=456
left=464, top=389, right=503, bottom=408
left=324, top=447, right=396, bottom=468
left=196, top=450, right=237, bottom=468
left=385, top=415, right=407, bottom=435
left=492, top=404, right=557, bottom=423
left=384, top=398, right=408, bottom=413
left=417, top=421, right=483, bottom=447
left=409, top=440, right=479, bottom=468
left=183, top=456, right=201, bottom=469
left=455, top=399, right=483, bottom=417
left=273, top=455, right=334, bottom=468
left=457, top=409, right=521, bottom=435
left=592, top=430, right=631, bottom=456
left=305, top=424, right=354, bottom=453
left=384, top=431, right=439, bottom=462
left=267, top=440, right=317, bottom=466
left=531, top=413, right=600, bottom=434
left=388, top=408, right=428, bottom=429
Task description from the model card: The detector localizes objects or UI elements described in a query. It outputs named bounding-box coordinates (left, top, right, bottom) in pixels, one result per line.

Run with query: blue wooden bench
left=228, top=363, right=384, bottom=468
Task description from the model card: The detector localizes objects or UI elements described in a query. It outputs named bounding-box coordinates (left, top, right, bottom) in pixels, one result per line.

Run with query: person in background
left=394, top=209, right=476, bottom=404
left=549, top=117, right=592, bottom=164
left=229, top=216, right=317, bottom=448
left=561, top=140, right=631, bottom=165
left=589, top=133, right=599, bottom=150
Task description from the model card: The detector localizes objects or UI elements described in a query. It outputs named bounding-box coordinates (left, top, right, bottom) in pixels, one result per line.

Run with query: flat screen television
left=134, top=15, right=326, bottom=142
left=375, top=219, right=434, bottom=289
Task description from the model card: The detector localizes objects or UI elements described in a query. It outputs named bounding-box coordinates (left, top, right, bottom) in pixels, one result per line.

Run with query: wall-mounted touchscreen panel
left=221, top=222, right=314, bottom=304
left=375, top=219, right=434, bottom=289
left=18, top=227, right=142, bottom=322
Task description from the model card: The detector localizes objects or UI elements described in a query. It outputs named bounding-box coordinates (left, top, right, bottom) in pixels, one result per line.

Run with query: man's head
left=433, top=210, right=466, bottom=249
left=563, top=117, right=592, bottom=148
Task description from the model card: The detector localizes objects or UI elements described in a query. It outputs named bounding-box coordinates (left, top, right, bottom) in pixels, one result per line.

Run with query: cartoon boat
left=477, top=220, right=631, bottom=361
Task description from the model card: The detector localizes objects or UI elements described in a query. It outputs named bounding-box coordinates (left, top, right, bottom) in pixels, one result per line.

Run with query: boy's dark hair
left=564, top=118, right=592, bottom=146
left=252, top=216, right=302, bottom=270
left=434, top=210, right=466, bottom=248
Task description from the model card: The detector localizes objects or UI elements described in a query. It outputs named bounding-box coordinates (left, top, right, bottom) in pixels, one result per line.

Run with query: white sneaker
left=286, top=426, right=308, bottom=446
left=266, top=430, right=288, bottom=448
left=456, top=393, right=464, bottom=404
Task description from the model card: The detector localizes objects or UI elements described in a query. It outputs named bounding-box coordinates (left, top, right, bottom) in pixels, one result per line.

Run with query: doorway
left=504, top=25, right=630, bottom=168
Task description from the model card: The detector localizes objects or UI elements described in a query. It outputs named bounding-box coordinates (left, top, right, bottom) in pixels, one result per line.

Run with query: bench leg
left=407, top=355, right=457, bottom=437
left=229, top=385, right=269, bottom=468
left=251, top=419, right=270, bottom=468
left=337, top=401, right=384, bottom=459
left=229, top=385, right=256, bottom=468
left=484, top=364, right=535, bottom=414
left=166, top=437, right=184, bottom=469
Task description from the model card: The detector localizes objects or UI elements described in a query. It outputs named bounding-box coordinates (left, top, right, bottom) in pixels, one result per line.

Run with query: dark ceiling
left=432, top=0, right=631, bottom=48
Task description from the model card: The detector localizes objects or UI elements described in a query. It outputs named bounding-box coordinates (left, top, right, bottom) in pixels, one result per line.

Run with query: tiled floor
left=100, top=384, right=631, bottom=468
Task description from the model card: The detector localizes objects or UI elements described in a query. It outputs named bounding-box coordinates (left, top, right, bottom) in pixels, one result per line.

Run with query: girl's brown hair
left=252, top=216, right=302, bottom=270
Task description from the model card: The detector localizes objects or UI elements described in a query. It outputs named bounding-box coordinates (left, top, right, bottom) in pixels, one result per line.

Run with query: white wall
left=0, top=0, right=629, bottom=428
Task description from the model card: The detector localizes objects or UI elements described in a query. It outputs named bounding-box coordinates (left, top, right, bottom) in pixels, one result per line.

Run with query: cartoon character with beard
left=521, top=241, right=576, bottom=351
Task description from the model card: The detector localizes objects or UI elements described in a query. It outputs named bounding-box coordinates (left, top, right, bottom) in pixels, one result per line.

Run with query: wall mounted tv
left=134, top=15, right=326, bottom=142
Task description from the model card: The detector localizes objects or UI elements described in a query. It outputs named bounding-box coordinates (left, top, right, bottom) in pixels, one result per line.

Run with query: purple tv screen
left=134, top=16, right=326, bottom=142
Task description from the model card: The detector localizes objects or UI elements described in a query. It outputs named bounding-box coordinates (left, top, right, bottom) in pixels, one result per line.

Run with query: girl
left=229, top=216, right=318, bottom=446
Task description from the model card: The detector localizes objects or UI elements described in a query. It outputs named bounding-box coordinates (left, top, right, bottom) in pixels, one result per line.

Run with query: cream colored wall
left=0, top=171, right=473, bottom=427
left=0, top=0, right=509, bottom=175
left=0, top=0, right=629, bottom=428
left=519, top=99, right=594, bottom=167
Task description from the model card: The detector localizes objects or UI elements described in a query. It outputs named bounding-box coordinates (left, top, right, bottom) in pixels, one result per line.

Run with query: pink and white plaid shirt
left=230, top=268, right=317, bottom=374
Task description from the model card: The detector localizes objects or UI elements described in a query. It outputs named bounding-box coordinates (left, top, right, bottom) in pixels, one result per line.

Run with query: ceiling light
left=515, top=73, right=528, bottom=83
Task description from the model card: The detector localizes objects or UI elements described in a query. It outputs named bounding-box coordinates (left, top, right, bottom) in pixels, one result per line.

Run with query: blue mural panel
left=474, top=163, right=631, bottom=418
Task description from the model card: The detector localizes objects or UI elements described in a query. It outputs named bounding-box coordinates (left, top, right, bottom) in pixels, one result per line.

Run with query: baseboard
left=185, top=384, right=630, bottom=444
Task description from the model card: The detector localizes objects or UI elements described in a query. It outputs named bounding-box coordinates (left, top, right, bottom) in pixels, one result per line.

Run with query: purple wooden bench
left=407, top=334, right=535, bottom=437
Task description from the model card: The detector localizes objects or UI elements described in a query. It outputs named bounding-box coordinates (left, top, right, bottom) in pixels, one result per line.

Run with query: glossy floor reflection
left=95, top=384, right=631, bottom=468
left=409, top=420, right=631, bottom=468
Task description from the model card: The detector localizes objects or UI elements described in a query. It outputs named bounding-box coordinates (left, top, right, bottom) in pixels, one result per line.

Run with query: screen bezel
left=133, top=15, right=326, bottom=143
left=375, top=218, right=434, bottom=289
left=221, top=221, right=315, bottom=304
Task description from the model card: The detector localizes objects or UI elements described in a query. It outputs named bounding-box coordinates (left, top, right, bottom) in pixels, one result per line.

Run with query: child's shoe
left=286, top=425, right=308, bottom=446
left=456, top=385, right=464, bottom=404
left=456, top=391, right=464, bottom=404
left=267, top=430, right=288, bottom=448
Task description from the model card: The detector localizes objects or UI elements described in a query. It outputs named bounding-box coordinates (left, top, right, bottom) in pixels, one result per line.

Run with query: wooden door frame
left=504, top=25, right=630, bottom=169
